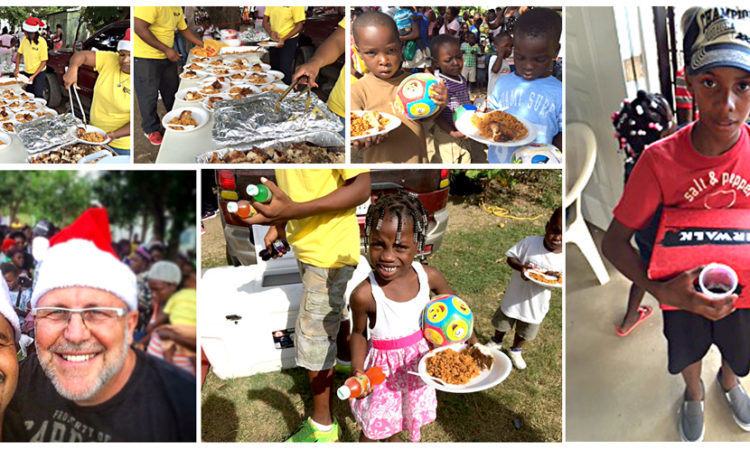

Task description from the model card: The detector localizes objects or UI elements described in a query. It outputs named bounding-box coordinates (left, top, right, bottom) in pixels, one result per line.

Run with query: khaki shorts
left=294, top=261, right=355, bottom=371
left=462, top=65, right=477, bottom=83
left=491, top=307, right=540, bottom=341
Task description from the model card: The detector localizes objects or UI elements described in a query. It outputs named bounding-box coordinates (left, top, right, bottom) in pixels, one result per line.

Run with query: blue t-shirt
left=487, top=73, right=562, bottom=163
left=394, top=9, right=413, bottom=34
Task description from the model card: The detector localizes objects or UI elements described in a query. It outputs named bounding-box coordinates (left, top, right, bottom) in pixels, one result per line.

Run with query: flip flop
left=615, top=305, right=653, bottom=337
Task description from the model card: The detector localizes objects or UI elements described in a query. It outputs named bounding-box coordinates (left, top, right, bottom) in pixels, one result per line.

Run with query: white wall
left=565, top=7, right=628, bottom=230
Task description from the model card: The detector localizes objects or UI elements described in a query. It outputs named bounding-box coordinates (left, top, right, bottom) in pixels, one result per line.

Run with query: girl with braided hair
left=612, top=90, right=675, bottom=181
left=348, top=191, right=455, bottom=442
left=610, top=91, right=675, bottom=337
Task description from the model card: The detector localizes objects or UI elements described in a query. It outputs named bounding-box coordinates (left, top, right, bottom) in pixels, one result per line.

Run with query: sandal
left=615, top=305, right=653, bottom=337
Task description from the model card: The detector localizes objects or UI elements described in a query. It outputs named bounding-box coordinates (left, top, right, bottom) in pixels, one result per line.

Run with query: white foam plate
left=70, top=124, right=111, bottom=145
left=179, top=69, right=205, bottom=81
left=198, top=77, right=229, bottom=94
left=243, top=71, right=281, bottom=86
left=455, top=110, right=537, bottom=147
left=0, top=130, right=11, bottom=149
left=1, top=121, right=18, bottom=134
left=226, top=84, right=261, bottom=100
left=350, top=110, right=401, bottom=141
left=257, top=41, right=282, bottom=48
left=524, top=269, right=562, bottom=288
left=162, top=107, right=210, bottom=133
left=202, top=93, right=231, bottom=111
left=77, top=149, right=113, bottom=164
left=417, top=343, right=512, bottom=393
left=175, top=88, right=206, bottom=103
left=219, top=45, right=265, bottom=55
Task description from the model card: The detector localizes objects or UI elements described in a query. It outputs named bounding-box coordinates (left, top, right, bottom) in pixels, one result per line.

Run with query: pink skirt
left=350, top=331, right=437, bottom=441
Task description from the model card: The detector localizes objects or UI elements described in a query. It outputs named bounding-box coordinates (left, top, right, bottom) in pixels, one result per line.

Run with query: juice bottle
left=226, top=200, right=255, bottom=218
left=336, top=366, right=386, bottom=400
left=246, top=184, right=272, bottom=203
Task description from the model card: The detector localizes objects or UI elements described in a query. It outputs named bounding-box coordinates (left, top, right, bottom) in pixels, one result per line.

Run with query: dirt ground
left=133, top=95, right=166, bottom=163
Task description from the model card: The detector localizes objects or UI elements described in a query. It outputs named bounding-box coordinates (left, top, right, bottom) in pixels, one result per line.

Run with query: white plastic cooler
left=201, top=225, right=370, bottom=379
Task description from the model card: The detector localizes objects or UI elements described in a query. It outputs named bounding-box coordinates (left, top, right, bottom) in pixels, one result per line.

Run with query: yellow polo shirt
left=265, top=7, right=306, bottom=40
left=134, top=7, right=187, bottom=59
left=326, top=19, right=345, bottom=118
left=18, top=37, right=47, bottom=73
left=164, top=288, right=196, bottom=326
left=90, top=52, right=130, bottom=151
left=276, top=169, right=369, bottom=268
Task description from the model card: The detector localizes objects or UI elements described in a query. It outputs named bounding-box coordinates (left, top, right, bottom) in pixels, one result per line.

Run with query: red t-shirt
left=614, top=122, right=750, bottom=230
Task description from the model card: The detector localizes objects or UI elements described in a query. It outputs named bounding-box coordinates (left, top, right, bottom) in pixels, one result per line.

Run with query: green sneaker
left=285, top=417, right=339, bottom=442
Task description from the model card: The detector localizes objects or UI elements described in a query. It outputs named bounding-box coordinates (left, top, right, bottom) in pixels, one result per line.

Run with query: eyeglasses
left=31, top=307, right=129, bottom=328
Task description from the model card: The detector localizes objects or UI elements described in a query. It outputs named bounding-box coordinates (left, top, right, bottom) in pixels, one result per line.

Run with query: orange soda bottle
left=226, top=200, right=256, bottom=218
left=336, top=366, right=386, bottom=400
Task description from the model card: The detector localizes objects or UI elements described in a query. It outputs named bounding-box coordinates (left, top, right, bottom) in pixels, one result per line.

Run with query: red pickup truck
left=44, top=20, right=128, bottom=109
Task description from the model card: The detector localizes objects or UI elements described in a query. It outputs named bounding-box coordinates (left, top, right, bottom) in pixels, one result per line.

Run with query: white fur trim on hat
left=0, top=276, right=20, bottom=344
left=31, top=239, right=137, bottom=310
left=118, top=28, right=131, bottom=53
left=22, top=19, right=39, bottom=33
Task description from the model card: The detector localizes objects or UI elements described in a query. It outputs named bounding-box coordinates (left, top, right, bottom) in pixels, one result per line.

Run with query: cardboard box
left=647, top=208, right=750, bottom=310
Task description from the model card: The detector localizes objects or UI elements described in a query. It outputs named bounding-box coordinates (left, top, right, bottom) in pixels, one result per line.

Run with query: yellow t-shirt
left=18, top=37, right=47, bottom=74
left=276, top=169, right=369, bottom=268
left=91, top=52, right=130, bottom=151
left=134, top=7, right=187, bottom=59
left=326, top=19, right=345, bottom=118
left=265, top=7, right=306, bottom=40
left=164, top=288, right=196, bottom=326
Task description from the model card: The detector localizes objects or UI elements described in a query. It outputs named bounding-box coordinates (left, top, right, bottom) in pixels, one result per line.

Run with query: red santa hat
left=22, top=17, right=40, bottom=33
left=118, top=28, right=131, bottom=53
left=1, top=238, right=14, bottom=254
left=30, top=208, right=137, bottom=310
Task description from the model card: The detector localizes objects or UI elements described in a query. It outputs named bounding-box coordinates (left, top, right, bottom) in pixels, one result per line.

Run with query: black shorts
left=662, top=309, right=750, bottom=376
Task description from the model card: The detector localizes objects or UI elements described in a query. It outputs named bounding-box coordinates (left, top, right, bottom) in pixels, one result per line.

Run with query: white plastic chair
left=565, top=122, right=610, bottom=285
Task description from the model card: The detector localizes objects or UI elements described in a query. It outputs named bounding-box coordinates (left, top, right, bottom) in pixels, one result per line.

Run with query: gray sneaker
left=678, top=382, right=705, bottom=442
left=717, top=370, right=750, bottom=431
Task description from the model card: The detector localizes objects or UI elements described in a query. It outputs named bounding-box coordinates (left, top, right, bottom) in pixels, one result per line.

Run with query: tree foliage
left=92, top=171, right=196, bottom=257
left=0, top=171, right=195, bottom=257
left=0, top=7, right=65, bottom=31
left=78, top=7, right=128, bottom=33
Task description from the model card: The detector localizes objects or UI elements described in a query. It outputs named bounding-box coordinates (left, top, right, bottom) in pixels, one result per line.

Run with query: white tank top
left=369, top=262, right=431, bottom=341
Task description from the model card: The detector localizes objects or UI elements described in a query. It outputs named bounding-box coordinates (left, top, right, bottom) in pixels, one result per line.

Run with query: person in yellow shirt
left=133, top=7, right=204, bottom=146
left=244, top=169, right=370, bottom=442
left=292, top=19, right=345, bottom=136
left=13, top=17, right=48, bottom=99
left=62, top=29, right=131, bottom=155
left=263, top=7, right=306, bottom=85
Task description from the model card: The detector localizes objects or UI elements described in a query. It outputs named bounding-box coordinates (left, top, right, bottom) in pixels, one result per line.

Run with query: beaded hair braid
left=611, top=90, right=672, bottom=164
left=364, top=190, right=429, bottom=258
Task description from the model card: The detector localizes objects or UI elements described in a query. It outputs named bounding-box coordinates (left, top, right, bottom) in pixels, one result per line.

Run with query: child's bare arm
left=602, top=218, right=735, bottom=320
left=424, top=264, right=455, bottom=296
left=350, top=282, right=376, bottom=375
left=244, top=173, right=371, bottom=224
left=553, top=132, right=562, bottom=150
left=507, top=256, right=536, bottom=281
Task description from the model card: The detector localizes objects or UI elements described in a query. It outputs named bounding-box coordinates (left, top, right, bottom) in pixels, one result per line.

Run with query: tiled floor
left=565, top=223, right=749, bottom=441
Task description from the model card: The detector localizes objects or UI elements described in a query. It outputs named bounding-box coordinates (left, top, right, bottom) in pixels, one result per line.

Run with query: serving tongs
left=273, top=75, right=313, bottom=113
left=68, top=85, right=87, bottom=127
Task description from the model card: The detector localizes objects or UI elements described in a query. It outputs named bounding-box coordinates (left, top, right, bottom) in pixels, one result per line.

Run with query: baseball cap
left=682, top=7, right=750, bottom=75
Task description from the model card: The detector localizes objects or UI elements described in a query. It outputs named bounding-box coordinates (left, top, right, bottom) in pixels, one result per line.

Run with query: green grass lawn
left=202, top=176, right=561, bottom=442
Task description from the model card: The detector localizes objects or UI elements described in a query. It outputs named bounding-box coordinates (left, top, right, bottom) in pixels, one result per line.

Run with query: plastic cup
left=698, top=263, right=738, bottom=300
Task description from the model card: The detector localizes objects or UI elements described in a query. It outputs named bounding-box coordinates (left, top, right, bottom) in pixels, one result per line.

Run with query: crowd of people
left=0, top=208, right=196, bottom=441
left=350, top=6, right=562, bottom=164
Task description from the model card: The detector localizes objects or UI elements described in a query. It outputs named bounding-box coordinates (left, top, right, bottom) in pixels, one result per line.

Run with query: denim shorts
left=294, top=261, right=355, bottom=371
